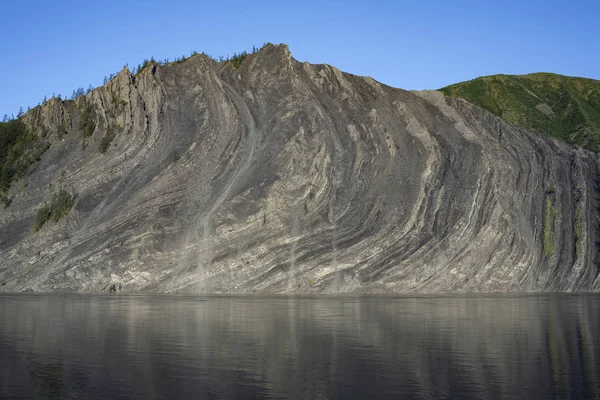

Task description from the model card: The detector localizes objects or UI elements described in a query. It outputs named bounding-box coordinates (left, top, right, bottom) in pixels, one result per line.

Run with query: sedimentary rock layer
left=1, top=44, right=599, bottom=293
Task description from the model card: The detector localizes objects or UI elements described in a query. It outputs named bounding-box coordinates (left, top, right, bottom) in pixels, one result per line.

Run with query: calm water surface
left=1, top=294, right=599, bottom=399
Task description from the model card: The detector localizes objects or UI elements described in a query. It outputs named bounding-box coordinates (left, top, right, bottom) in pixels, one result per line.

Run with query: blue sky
left=1, top=0, right=598, bottom=117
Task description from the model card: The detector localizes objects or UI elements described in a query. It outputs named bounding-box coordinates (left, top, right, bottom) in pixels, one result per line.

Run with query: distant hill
left=440, top=73, right=600, bottom=152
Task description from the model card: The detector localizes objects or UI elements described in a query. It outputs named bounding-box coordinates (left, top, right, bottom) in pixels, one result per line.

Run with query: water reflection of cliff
left=1, top=295, right=599, bottom=399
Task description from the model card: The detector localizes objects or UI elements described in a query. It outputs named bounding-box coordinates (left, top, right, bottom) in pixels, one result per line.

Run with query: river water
left=0, top=294, right=599, bottom=399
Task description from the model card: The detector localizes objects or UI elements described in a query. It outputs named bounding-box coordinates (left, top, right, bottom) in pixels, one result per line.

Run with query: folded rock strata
left=0, top=44, right=599, bottom=293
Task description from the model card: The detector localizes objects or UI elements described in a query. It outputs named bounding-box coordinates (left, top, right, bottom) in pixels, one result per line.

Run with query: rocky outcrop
left=1, top=44, right=599, bottom=293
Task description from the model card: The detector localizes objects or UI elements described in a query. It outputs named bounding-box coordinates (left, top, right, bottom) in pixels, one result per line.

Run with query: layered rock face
left=1, top=44, right=599, bottom=293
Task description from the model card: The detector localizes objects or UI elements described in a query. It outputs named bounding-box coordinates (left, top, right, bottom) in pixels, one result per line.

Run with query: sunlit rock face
left=0, top=44, right=599, bottom=293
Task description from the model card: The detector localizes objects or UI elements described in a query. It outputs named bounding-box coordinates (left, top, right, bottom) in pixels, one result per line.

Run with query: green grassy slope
left=440, top=73, right=600, bottom=152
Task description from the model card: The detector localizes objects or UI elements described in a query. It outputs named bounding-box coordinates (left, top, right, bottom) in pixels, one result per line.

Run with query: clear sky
left=1, top=0, right=598, bottom=118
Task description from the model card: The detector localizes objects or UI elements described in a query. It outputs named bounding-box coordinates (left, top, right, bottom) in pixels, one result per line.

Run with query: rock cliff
left=1, top=44, right=599, bottom=293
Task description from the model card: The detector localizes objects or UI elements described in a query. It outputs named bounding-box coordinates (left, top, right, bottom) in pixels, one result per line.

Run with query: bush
left=136, top=58, right=155, bottom=74
left=0, top=118, right=47, bottom=193
left=79, top=103, right=96, bottom=138
left=110, top=90, right=127, bottom=112
left=34, top=189, right=75, bottom=231
left=99, top=135, right=113, bottom=153
left=0, top=192, right=10, bottom=208
left=99, top=125, right=117, bottom=153
left=229, top=51, right=248, bottom=69
left=543, top=196, right=557, bottom=257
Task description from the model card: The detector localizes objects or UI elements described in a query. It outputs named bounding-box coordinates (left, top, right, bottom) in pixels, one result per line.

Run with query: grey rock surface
left=1, top=44, right=599, bottom=293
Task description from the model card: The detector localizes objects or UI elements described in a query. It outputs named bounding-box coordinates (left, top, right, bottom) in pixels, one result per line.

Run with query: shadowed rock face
left=1, top=44, right=599, bottom=293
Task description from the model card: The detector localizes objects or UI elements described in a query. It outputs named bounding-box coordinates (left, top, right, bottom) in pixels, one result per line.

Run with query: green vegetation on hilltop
left=130, top=43, right=273, bottom=74
left=229, top=51, right=248, bottom=69
left=440, top=73, right=600, bottom=152
left=228, top=43, right=271, bottom=69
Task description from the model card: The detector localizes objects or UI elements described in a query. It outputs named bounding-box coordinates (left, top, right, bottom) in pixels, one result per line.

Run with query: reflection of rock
left=0, top=44, right=599, bottom=293
left=27, top=356, right=66, bottom=399
left=0, top=296, right=598, bottom=398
